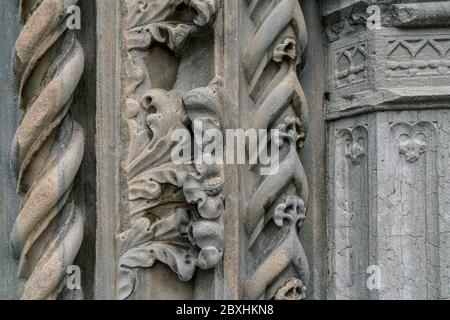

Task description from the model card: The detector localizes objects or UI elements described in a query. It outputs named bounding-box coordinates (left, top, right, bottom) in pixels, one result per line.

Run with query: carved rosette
left=118, top=0, right=222, bottom=299
left=10, top=0, right=85, bottom=299
left=243, top=0, right=310, bottom=300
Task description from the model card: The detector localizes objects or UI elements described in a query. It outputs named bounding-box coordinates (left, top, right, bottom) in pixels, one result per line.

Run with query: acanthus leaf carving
left=119, top=79, right=225, bottom=299
left=116, top=210, right=196, bottom=300
left=126, top=0, right=218, bottom=53
left=120, top=0, right=223, bottom=297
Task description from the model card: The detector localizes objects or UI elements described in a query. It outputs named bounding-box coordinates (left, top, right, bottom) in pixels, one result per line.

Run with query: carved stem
left=11, top=0, right=85, bottom=300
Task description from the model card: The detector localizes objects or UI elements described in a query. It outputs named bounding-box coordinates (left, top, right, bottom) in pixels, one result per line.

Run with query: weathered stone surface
left=1, top=0, right=449, bottom=301
left=324, top=0, right=450, bottom=300
left=0, top=0, right=21, bottom=300
left=392, top=2, right=450, bottom=27
left=1, top=0, right=97, bottom=300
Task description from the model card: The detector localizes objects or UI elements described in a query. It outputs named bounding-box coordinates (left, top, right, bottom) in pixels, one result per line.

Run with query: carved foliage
left=116, top=210, right=194, bottom=300
left=120, top=0, right=221, bottom=299
left=119, top=78, right=224, bottom=299
left=126, top=0, right=218, bottom=53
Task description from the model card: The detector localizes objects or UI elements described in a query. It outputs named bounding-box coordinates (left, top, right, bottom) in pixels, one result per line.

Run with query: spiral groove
left=11, top=0, right=85, bottom=300
left=244, top=0, right=310, bottom=300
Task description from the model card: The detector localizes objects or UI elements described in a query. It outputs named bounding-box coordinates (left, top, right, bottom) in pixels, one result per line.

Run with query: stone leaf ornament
left=118, top=78, right=224, bottom=300
left=126, top=0, right=219, bottom=53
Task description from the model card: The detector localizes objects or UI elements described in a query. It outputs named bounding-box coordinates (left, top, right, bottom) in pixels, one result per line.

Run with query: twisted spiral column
left=10, top=0, right=85, bottom=300
left=243, top=0, right=310, bottom=300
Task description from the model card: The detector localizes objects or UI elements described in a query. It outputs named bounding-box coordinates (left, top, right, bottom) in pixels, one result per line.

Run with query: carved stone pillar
left=11, top=0, right=88, bottom=300
left=324, top=0, right=450, bottom=300
left=0, top=0, right=97, bottom=300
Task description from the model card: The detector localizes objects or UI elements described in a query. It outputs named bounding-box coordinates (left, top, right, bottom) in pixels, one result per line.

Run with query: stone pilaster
left=324, top=0, right=450, bottom=300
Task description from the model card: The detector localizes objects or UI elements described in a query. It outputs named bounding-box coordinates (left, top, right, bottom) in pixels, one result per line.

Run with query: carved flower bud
left=197, top=246, right=221, bottom=270
left=398, top=136, right=427, bottom=163
left=190, top=221, right=224, bottom=251
left=274, top=278, right=307, bottom=301
left=273, top=38, right=297, bottom=63
left=125, top=99, right=140, bottom=119
left=345, top=137, right=365, bottom=164
left=274, top=195, right=306, bottom=228
left=274, top=116, right=305, bottom=148
left=202, top=177, right=224, bottom=196
left=187, top=0, right=218, bottom=27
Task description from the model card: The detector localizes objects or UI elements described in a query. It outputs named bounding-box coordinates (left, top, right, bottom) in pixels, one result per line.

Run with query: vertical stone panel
left=377, top=111, right=441, bottom=299
left=328, top=119, right=370, bottom=299
left=324, top=0, right=450, bottom=300
left=95, top=0, right=121, bottom=300
left=436, top=111, right=450, bottom=300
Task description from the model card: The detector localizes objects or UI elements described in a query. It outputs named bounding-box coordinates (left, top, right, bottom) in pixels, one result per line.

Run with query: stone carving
left=324, top=1, right=450, bottom=43
left=386, top=38, right=450, bottom=78
left=127, top=1, right=218, bottom=40
left=323, top=1, right=375, bottom=43
left=274, top=278, right=307, bottom=301
left=334, top=42, right=367, bottom=89
left=342, top=127, right=367, bottom=165
left=181, top=78, right=224, bottom=272
left=119, top=0, right=222, bottom=299
left=392, top=122, right=430, bottom=164
left=380, top=118, right=439, bottom=299
left=331, top=125, right=370, bottom=299
left=10, top=0, right=85, bottom=299
left=323, top=0, right=450, bottom=301
left=243, top=0, right=309, bottom=300
left=119, top=80, right=224, bottom=300
left=117, top=210, right=193, bottom=300
left=126, top=89, right=189, bottom=218
left=392, top=2, right=450, bottom=28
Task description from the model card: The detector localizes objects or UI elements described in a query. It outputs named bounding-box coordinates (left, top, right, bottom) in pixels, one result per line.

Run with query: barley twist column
left=10, top=0, right=85, bottom=300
